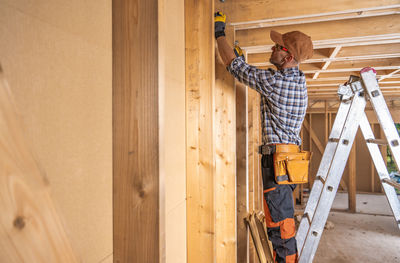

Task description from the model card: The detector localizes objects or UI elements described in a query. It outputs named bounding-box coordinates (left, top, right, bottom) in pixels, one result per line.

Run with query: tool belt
left=260, top=144, right=311, bottom=185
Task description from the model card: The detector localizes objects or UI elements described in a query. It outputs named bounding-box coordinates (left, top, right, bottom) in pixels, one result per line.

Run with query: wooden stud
left=247, top=89, right=256, bottom=263
left=185, top=0, right=215, bottom=262
left=215, top=23, right=237, bottom=263
left=371, top=124, right=376, bottom=192
left=113, top=0, right=160, bottom=262
left=325, top=101, right=329, bottom=144
left=303, top=116, right=348, bottom=190
left=348, top=143, right=357, bottom=213
left=380, top=126, right=388, bottom=193
left=308, top=114, right=314, bottom=187
left=303, top=117, right=325, bottom=154
left=158, top=0, right=186, bottom=260
left=253, top=92, right=262, bottom=212
left=236, top=81, right=249, bottom=263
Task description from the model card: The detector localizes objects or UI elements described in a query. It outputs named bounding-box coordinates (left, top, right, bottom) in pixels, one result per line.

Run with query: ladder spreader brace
left=296, top=67, right=400, bottom=263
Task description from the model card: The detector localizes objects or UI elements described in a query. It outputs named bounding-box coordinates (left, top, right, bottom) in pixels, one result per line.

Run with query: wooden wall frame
left=113, top=0, right=160, bottom=262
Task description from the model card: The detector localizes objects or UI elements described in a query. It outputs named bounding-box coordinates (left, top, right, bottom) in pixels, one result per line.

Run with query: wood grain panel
left=224, top=0, right=399, bottom=23
left=236, top=15, right=400, bottom=47
left=158, top=0, right=186, bottom=262
left=348, top=144, right=357, bottom=212
left=185, top=0, right=215, bottom=262
left=214, top=26, right=237, bottom=263
left=236, top=82, right=249, bottom=263
left=247, top=89, right=258, bottom=263
left=0, top=67, right=77, bottom=263
left=113, top=0, right=159, bottom=262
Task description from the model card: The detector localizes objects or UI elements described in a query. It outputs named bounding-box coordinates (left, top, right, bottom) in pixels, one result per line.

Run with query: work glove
left=234, top=43, right=245, bottom=61
left=214, top=11, right=226, bottom=39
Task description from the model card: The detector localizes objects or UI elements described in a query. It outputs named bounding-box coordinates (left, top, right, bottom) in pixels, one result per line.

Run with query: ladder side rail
left=359, top=114, right=400, bottom=229
left=299, top=88, right=367, bottom=263
left=296, top=100, right=352, bottom=252
left=361, top=69, right=400, bottom=171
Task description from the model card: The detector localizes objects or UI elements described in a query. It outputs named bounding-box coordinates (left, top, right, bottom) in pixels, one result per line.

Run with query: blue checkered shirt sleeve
left=227, top=57, right=276, bottom=97
left=227, top=57, right=308, bottom=145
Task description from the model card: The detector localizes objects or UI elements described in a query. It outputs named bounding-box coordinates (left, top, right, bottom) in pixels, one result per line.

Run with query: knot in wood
left=13, top=216, right=26, bottom=230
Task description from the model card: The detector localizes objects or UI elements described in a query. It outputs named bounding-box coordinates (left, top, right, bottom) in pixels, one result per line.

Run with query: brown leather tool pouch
left=273, top=145, right=311, bottom=184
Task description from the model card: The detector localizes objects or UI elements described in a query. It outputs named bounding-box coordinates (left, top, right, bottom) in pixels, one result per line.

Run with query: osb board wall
left=0, top=1, right=112, bottom=262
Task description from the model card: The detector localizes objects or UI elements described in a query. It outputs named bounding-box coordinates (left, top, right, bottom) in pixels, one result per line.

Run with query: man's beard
left=270, top=56, right=282, bottom=68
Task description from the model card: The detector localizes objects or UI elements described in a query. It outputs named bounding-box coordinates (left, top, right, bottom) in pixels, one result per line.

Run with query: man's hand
left=214, top=11, right=226, bottom=39
left=234, top=43, right=245, bottom=61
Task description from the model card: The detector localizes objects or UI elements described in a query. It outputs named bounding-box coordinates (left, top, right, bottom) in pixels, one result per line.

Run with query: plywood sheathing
left=0, top=68, right=78, bottom=263
left=113, top=0, right=159, bottom=262
left=0, top=1, right=112, bottom=262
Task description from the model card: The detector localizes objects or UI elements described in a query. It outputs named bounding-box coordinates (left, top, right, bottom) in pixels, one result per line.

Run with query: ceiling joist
left=231, top=5, right=400, bottom=31
left=234, top=2, right=400, bottom=102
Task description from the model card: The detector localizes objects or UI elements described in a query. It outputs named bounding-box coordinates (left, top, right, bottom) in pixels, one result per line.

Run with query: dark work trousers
left=262, top=154, right=297, bottom=263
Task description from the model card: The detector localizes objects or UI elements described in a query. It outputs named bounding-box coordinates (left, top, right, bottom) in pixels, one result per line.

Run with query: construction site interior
left=0, top=0, right=399, bottom=262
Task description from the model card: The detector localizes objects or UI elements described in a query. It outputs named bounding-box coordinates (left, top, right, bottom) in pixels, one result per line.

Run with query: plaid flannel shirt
left=228, top=57, right=307, bottom=145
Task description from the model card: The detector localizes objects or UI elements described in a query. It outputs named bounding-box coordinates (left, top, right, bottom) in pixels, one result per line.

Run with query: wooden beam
left=158, top=0, right=186, bottom=260
left=222, top=0, right=400, bottom=24
left=247, top=88, right=257, bottom=262
left=235, top=82, right=249, bottom=263
left=249, top=51, right=400, bottom=67
left=253, top=92, right=262, bottom=213
left=313, top=46, right=342, bottom=79
left=371, top=124, right=376, bottom=192
left=244, top=33, right=400, bottom=54
left=379, top=69, right=400, bottom=81
left=232, top=5, right=400, bottom=30
left=0, top=66, right=78, bottom=263
left=237, top=14, right=400, bottom=48
left=185, top=0, right=215, bottom=262
left=338, top=43, right=400, bottom=57
left=214, top=18, right=237, bottom=263
left=304, top=116, right=348, bottom=190
left=348, top=143, right=357, bottom=212
left=113, top=0, right=160, bottom=262
left=307, top=80, right=400, bottom=87
left=325, top=101, right=329, bottom=144
left=302, top=118, right=325, bottom=154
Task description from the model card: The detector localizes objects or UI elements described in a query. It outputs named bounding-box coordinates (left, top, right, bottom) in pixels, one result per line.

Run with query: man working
left=215, top=12, right=313, bottom=263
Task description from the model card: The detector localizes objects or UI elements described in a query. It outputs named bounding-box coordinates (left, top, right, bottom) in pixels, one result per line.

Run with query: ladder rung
left=328, top=138, right=340, bottom=143
left=302, top=212, right=312, bottom=225
left=382, top=178, right=400, bottom=190
left=366, top=138, right=388, bottom=145
left=315, top=175, right=325, bottom=184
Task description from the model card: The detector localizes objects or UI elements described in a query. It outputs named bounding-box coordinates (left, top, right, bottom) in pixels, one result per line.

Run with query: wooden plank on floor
left=0, top=66, right=78, bottom=263
left=185, top=0, right=215, bottom=262
left=113, top=0, right=160, bottom=262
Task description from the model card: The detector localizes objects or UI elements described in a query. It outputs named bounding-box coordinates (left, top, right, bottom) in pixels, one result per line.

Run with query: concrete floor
left=311, top=193, right=400, bottom=263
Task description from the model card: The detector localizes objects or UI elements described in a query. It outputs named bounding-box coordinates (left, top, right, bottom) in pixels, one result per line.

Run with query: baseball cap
left=270, top=30, right=313, bottom=62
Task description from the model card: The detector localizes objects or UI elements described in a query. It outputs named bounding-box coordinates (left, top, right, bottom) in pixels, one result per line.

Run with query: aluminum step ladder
left=296, top=67, right=400, bottom=263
